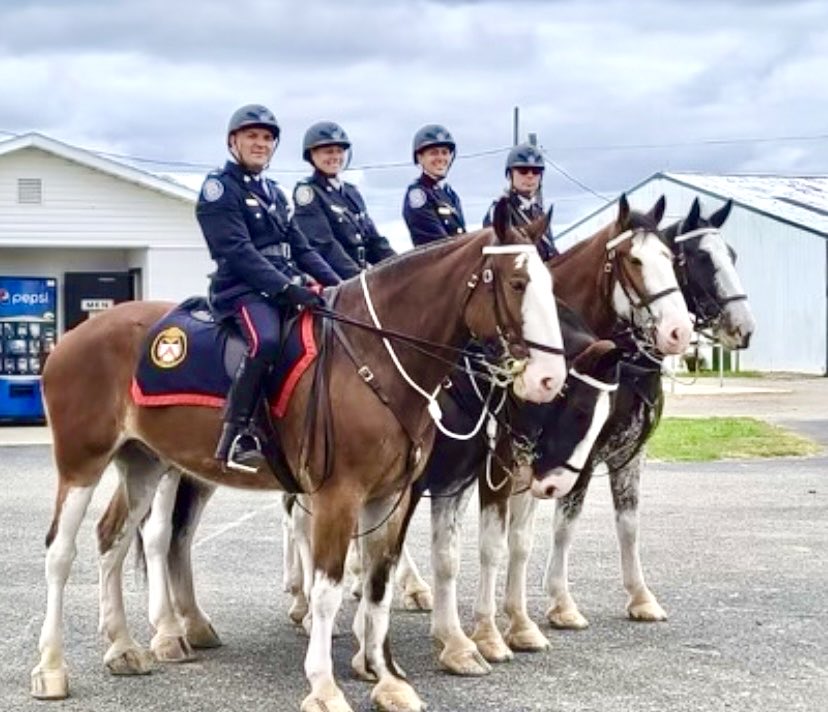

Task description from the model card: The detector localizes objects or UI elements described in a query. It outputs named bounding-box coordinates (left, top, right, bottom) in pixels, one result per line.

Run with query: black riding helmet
left=226, top=104, right=281, bottom=147
left=302, top=121, right=351, bottom=163
left=412, top=124, right=456, bottom=165
left=505, top=143, right=545, bottom=177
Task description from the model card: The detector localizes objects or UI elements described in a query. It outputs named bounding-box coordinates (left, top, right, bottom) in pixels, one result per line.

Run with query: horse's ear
left=685, top=197, right=701, bottom=228
left=546, top=203, right=554, bottom=222
left=649, top=195, right=666, bottom=225
left=524, top=210, right=551, bottom=246
left=491, top=195, right=511, bottom=242
left=617, top=194, right=630, bottom=227
left=710, top=199, right=733, bottom=229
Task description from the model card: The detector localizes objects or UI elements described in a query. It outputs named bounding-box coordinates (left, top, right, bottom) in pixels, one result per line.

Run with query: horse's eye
left=629, top=256, right=643, bottom=267
left=509, top=277, right=527, bottom=293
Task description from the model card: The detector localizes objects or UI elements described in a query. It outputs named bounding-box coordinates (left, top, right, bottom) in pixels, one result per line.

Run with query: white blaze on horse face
left=514, top=250, right=566, bottom=403
left=531, top=387, right=612, bottom=500
left=615, top=233, right=692, bottom=356
left=699, top=232, right=756, bottom=349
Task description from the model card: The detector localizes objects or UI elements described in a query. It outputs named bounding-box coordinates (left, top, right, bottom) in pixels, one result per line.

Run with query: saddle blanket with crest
left=130, top=297, right=317, bottom=418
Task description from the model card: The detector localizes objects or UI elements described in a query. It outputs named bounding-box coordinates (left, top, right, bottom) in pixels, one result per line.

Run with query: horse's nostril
left=541, top=376, right=556, bottom=391
left=544, top=484, right=556, bottom=498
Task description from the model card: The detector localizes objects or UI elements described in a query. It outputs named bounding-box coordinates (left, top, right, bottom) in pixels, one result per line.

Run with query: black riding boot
left=215, top=355, right=270, bottom=472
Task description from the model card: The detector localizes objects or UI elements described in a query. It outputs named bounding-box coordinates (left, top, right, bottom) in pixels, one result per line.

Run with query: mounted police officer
left=483, top=142, right=558, bottom=260
left=403, top=124, right=466, bottom=247
left=196, top=104, right=340, bottom=473
left=292, top=121, right=396, bottom=279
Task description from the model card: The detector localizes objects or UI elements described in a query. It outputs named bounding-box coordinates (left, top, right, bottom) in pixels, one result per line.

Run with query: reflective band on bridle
left=605, top=229, right=636, bottom=251
left=570, top=369, right=619, bottom=392
left=674, top=226, right=720, bottom=243
left=482, top=244, right=538, bottom=255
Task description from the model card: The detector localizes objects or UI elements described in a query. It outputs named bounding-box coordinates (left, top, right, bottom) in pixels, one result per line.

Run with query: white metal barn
left=0, top=132, right=210, bottom=334
left=556, top=172, right=828, bottom=375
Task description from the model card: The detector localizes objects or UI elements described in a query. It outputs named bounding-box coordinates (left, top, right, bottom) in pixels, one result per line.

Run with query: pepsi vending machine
left=0, top=276, right=57, bottom=423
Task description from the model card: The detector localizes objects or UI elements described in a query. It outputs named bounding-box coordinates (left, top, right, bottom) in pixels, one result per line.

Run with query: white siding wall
left=143, top=247, right=214, bottom=303
left=557, top=177, right=827, bottom=374
left=0, top=147, right=200, bottom=248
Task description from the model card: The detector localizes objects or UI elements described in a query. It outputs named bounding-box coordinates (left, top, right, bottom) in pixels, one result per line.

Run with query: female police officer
left=292, top=121, right=396, bottom=278
left=403, top=124, right=466, bottom=247
left=196, top=104, right=340, bottom=472
left=483, top=142, right=558, bottom=260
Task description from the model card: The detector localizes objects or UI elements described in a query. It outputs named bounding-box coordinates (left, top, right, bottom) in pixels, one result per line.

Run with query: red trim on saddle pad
left=130, top=379, right=226, bottom=409
left=271, top=309, right=317, bottom=418
left=130, top=310, right=317, bottom=418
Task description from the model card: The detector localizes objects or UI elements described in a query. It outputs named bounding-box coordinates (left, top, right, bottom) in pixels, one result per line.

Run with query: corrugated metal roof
left=665, top=172, right=828, bottom=236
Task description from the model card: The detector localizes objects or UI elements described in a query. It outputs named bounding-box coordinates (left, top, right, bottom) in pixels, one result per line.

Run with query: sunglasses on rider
left=513, top=167, right=543, bottom=176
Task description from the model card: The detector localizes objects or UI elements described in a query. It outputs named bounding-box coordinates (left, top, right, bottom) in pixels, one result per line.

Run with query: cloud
left=0, top=0, right=825, bottom=234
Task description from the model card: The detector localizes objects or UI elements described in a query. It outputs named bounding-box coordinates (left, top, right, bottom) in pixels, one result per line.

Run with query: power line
left=556, top=133, right=828, bottom=153
left=542, top=156, right=611, bottom=203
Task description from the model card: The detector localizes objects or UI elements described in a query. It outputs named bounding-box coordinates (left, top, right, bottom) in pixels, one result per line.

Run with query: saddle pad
left=131, top=297, right=317, bottom=418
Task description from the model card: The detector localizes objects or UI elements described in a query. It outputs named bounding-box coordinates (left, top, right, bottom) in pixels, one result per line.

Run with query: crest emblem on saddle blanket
left=151, top=326, right=188, bottom=369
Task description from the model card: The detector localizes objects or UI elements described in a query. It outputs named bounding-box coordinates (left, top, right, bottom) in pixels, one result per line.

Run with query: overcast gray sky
left=1, top=0, right=825, bottom=246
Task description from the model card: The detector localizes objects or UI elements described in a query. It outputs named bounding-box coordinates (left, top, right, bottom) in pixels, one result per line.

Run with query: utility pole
left=513, top=106, right=519, bottom=146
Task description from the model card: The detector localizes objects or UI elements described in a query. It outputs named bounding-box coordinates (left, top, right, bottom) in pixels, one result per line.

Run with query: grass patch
left=648, top=417, right=822, bottom=462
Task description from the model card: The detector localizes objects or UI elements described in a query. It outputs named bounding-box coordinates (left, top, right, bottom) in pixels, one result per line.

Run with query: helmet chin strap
left=229, top=134, right=274, bottom=173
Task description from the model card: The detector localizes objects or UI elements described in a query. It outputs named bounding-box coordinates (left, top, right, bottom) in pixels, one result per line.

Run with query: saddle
left=131, top=297, right=317, bottom=419
left=131, top=297, right=319, bottom=492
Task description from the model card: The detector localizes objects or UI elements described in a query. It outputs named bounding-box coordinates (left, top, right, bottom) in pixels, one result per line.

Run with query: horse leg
left=291, top=495, right=313, bottom=630
left=542, top=485, right=590, bottom=629
left=429, top=488, right=491, bottom=676
left=345, top=538, right=363, bottom=599
left=301, top=486, right=361, bottom=712
left=395, top=543, right=433, bottom=611
left=140, top=469, right=199, bottom=662
left=609, top=450, right=667, bottom=622
left=352, top=496, right=424, bottom=712
left=97, top=442, right=167, bottom=675
left=31, top=478, right=99, bottom=699
left=471, top=498, right=513, bottom=663
left=503, top=490, right=549, bottom=651
left=165, top=477, right=222, bottom=648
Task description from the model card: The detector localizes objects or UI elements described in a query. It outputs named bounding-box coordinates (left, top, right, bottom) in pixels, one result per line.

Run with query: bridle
left=672, top=226, right=748, bottom=332
left=604, top=229, right=680, bottom=342
left=358, top=243, right=564, bottom=435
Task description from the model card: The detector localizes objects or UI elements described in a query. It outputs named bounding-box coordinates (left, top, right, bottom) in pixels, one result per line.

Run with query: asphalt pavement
left=1, top=442, right=826, bottom=712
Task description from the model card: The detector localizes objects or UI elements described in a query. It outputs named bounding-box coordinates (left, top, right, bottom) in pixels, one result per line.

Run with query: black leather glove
left=281, top=283, right=324, bottom=309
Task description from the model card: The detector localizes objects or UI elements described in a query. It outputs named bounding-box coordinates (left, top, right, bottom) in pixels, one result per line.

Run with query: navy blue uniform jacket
left=292, top=171, right=395, bottom=279
left=403, top=173, right=466, bottom=247
left=196, top=161, right=340, bottom=314
left=483, top=190, right=558, bottom=261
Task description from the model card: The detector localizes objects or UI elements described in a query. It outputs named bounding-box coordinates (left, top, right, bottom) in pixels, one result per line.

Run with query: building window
left=18, top=178, right=43, bottom=204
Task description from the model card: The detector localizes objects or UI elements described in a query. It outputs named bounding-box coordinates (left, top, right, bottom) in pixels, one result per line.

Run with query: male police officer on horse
left=403, top=124, right=466, bottom=247
left=196, top=104, right=340, bottom=473
left=483, top=142, right=558, bottom=260
left=292, top=121, right=396, bottom=279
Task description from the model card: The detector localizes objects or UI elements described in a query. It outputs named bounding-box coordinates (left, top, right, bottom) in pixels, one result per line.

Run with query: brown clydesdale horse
left=30, top=202, right=567, bottom=712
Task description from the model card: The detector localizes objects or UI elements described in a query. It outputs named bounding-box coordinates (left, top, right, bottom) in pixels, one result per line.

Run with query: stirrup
left=225, top=432, right=264, bottom=474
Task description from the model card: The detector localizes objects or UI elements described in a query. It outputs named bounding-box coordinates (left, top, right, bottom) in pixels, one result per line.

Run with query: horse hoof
left=505, top=621, right=550, bottom=652
left=301, top=683, right=353, bottom=712
left=152, top=633, right=197, bottom=663
left=31, top=665, right=68, bottom=699
left=439, top=645, right=492, bottom=676
left=402, top=589, right=433, bottom=612
left=628, top=598, right=667, bottom=622
left=104, top=645, right=154, bottom=676
left=546, top=605, right=589, bottom=630
left=186, top=620, right=223, bottom=649
left=371, top=677, right=424, bottom=712
left=471, top=625, right=513, bottom=663
left=351, top=651, right=378, bottom=682
left=289, top=597, right=309, bottom=625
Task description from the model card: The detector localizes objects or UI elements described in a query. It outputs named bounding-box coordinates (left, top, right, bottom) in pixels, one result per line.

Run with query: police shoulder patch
left=408, top=188, right=427, bottom=209
left=201, top=177, right=224, bottom=202
left=294, top=184, right=314, bottom=207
